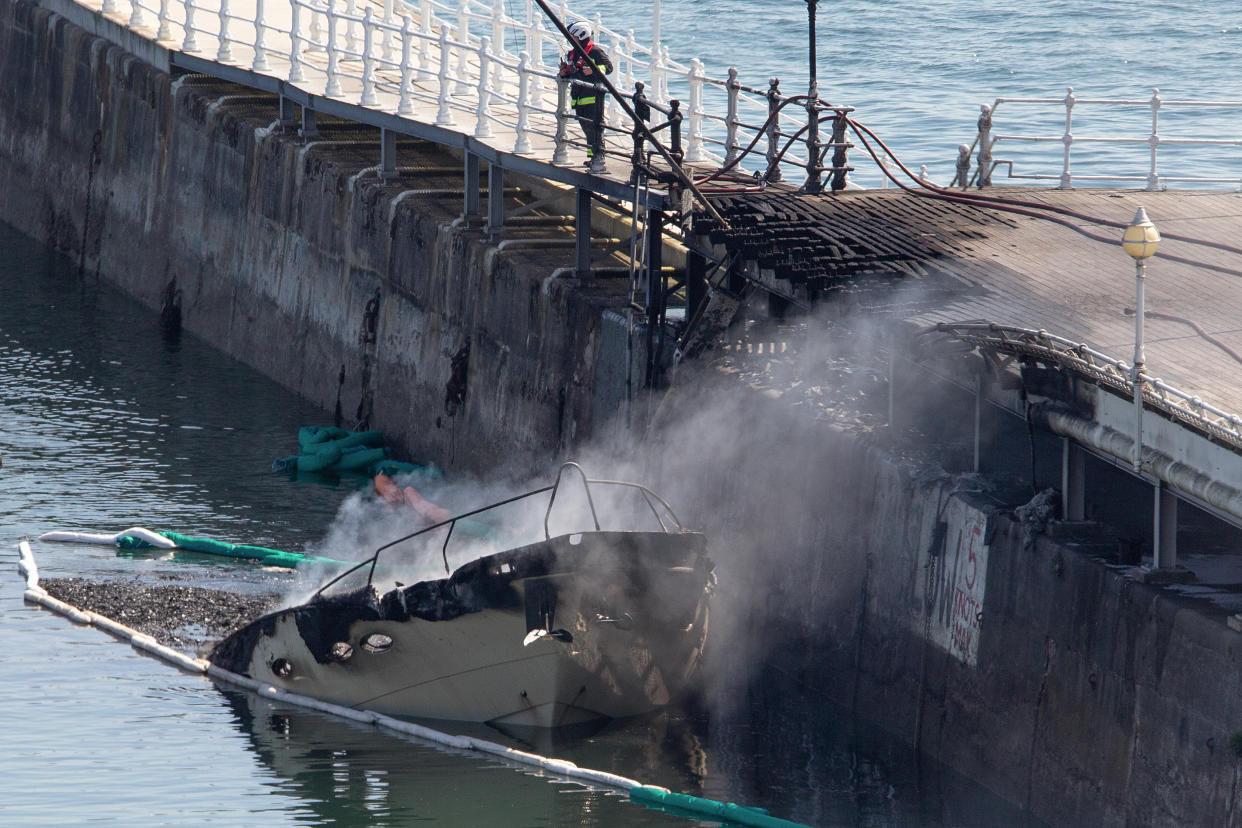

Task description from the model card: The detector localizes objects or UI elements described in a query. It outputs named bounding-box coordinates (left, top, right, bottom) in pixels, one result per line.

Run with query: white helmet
left=568, top=20, right=592, bottom=42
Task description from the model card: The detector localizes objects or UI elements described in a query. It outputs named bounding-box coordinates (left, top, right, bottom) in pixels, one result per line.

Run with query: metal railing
left=86, top=0, right=838, bottom=185
left=931, top=322, right=1242, bottom=453
left=312, top=462, right=685, bottom=596
left=961, top=88, right=1242, bottom=191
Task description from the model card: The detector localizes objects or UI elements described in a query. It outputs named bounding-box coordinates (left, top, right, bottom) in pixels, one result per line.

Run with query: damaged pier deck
left=694, top=184, right=1242, bottom=584
left=696, top=187, right=1242, bottom=414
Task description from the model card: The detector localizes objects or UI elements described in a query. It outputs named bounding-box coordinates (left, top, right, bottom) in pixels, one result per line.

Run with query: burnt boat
left=210, top=464, right=714, bottom=728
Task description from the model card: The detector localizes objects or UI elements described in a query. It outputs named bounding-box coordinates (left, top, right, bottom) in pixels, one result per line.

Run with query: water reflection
left=217, top=687, right=688, bottom=827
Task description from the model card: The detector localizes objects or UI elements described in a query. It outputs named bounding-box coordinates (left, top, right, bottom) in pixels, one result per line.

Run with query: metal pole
left=575, top=187, right=592, bottom=278
left=802, top=0, right=823, bottom=194
left=1132, top=258, right=1146, bottom=471
left=806, top=0, right=817, bottom=90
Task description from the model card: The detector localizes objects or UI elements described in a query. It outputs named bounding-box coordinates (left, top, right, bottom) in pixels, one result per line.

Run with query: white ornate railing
left=966, top=87, right=1242, bottom=191
left=932, top=322, right=1242, bottom=452
left=79, top=0, right=834, bottom=183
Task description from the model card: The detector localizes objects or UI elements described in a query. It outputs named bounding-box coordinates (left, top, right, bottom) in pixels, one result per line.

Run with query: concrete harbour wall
left=649, top=369, right=1242, bottom=826
left=0, top=0, right=629, bottom=474
left=4, top=2, right=1242, bottom=824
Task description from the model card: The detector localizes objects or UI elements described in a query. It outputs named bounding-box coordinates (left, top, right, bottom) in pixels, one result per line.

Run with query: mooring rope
left=14, top=539, right=806, bottom=828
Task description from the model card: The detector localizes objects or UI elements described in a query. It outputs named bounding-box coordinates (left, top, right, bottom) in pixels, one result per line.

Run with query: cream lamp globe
left=1122, top=207, right=1160, bottom=260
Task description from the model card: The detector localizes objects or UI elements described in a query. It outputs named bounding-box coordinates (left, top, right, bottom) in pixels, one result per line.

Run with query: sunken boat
left=210, top=464, right=714, bottom=728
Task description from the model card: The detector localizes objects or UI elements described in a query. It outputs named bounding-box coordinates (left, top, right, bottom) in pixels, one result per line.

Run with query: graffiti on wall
left=927, top=496, right=989, bottom=666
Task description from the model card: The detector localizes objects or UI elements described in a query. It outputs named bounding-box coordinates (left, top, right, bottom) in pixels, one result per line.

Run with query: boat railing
left=960, top=88, right=1242, bottom=191
left=312, top=462, right=685, bottom=597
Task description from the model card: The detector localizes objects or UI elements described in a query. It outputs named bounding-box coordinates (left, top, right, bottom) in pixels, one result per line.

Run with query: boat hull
left=211, top=531, right=712, bottom=727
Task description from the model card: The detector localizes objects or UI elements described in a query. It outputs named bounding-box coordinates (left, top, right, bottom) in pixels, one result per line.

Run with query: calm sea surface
left=586, top=0, right=1242, bottom=187
left=3, top=1, right=1235, bottom=824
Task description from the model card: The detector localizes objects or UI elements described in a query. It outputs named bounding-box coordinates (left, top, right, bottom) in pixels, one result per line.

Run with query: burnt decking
left=694, top=186, right=1242, bottom=417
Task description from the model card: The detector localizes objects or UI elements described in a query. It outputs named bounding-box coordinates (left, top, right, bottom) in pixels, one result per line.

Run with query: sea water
left=580, top=0, right=1242, bottom=187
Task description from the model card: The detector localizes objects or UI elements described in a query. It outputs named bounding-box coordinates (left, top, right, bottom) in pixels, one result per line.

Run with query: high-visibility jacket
left=559, top=42, right=613, bottom=108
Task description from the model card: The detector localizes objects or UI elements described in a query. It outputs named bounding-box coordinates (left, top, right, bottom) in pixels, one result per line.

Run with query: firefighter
left=558, top=20, right=614, bottom=166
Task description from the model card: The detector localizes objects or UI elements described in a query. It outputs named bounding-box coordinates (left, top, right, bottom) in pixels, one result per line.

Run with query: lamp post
left=1122, top=206, right=1160, bottom=472
left=802, top=0, right=823, bottom=193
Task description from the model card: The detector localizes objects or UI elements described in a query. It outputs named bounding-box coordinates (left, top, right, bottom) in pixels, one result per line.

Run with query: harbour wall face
left=0, top=0, right=621, bottom=475
left=651, top=374, right=1242, bottom=827
left=3, top=3, right=1241, bottom=824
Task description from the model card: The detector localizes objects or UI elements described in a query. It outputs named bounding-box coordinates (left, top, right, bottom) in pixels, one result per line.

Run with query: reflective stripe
left=573, top=96, right=597, bottom=106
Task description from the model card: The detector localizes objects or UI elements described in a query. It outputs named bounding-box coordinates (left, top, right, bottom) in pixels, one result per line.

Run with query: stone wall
left=0, top=0, right=627, bottom=474
left=648, top=367, right=1242, bottom=826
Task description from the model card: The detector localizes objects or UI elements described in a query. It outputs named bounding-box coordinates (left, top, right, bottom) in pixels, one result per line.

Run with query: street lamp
left=802, top=0, right=823, bottom=194
left=1122, top=206, right=1160, bottom=471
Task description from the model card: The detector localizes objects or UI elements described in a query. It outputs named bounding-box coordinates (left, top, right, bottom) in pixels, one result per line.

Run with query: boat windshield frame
left=313, top=463, right=685, bottom=598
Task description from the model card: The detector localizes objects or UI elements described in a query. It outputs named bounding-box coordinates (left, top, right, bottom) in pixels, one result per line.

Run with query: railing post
left=765, top=77, right=782, bottom=182
left=344, top=0, right=358, bottom=54
left=650, top=44, right=666, bottom=104
left=361, top=9, right=378, bottom=105
left=474, top=36, right=494, bottom=138
left=128, top=0, right=145, bottom=30
left=513, top=51, right=533, bottom=154
left=288, top=0, right=305, bottom=81
left=954, top=143, right=970, bottom=188
left=102, top=0, right=118, bottom=15
left=668, top=99, right=683, bottom=164
left=325, top=0, right=342, bottom=97
left=491, top=0, right=506, bottom=57
left=454, top=23, right=470, bottom=95
left=528, top=17, right=547, bottom=108
left=976, top=104, right=993, bottom=187
left=1059, top=86, right=1074, bottom=188
left=182, top=0, right=199, bottom=52
left=417, top=0, right=433, bottom=79
left=217, top=0, right=233, bottom=62
left=398, top=14, right=415, bottom=115
left=553, top=75, right=571, bottom=164
left=523, top=3, right=537, bottom=61
left=252, top=0, right=269, bottom=72
left=830, top=108, right=850, bottom=191
left=803, top=91, right=823, bottom=194
left=625, top=28, right=638, bottom=86
left=629, top=81, right=649, bottom=181
left=456, top=0, right=470, bottom=41
left=725, top=67, right=740, bottom=164
left=1147, top=88, right=1162, bottom=192
left=685, top=58, right=706, bottom=163
left=308, top=0, right=324, bottom=53
left=157, top=0, right=172, bottom=40
left=608, top=33, right=625, bottom=125
left=435, top=28, right=455, bottom=125
left=382, top=0, right=394, bottom=61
